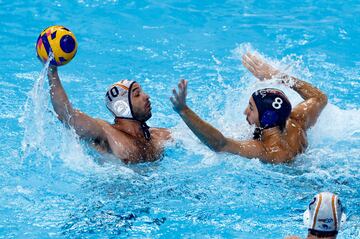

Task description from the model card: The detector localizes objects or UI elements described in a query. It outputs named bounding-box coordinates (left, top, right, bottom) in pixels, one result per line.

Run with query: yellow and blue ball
left=36, top=26, right=77, bottom=66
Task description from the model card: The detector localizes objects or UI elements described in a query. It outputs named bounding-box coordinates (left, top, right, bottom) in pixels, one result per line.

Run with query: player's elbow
left=210, top=143, right=224, bottom=152
left=208, top=137, right=227, bottom=152
left=56, top=108, right=77, bottom=126
left=57, top=114, right=66, bottom=123
left=57, top=114, right=72, bottom=128
left=318, top=92, right=328, bottom=108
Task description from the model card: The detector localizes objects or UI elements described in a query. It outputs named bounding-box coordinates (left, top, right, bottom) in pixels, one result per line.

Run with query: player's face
left=244, top=96, right=260, bottom=126
left=130, top=83, right=152, bottom=122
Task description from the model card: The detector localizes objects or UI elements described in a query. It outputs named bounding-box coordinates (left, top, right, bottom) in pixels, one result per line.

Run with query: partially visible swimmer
left=285, top=192, right=346, bottom=239
left=170, top=52, right=327, bottom=163
left=47, top=66, right=170, bottom=163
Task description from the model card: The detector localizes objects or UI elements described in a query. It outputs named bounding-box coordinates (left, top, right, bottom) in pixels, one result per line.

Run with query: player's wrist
left=48, top=65, right=58, bottom=74
left=178, top=105, right=189, bottom=115
left=277, top=73, right=296, bottom=88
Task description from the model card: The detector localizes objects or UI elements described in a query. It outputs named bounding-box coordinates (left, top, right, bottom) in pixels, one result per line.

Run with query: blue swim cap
left=252, top=88, right=292, bottom=129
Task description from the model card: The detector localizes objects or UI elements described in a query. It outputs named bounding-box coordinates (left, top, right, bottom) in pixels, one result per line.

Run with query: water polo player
left=285, top=192, right=346, bottom=239
left=170, top=52, right=327, bottom=163
left=47, top=66, right=170, bottom=163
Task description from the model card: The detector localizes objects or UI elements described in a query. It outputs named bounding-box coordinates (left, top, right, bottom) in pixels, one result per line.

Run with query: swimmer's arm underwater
left=47, top=66, right=106, bottom=141
left=242, top=52, right=328, bottom=130
left=171, top=79, right=268, bottom=160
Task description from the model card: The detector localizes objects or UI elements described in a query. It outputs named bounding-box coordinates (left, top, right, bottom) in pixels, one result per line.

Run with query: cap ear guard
left=105, top=80, right=135, bottom=119
left=112, top=100, right=131, bottom=117
left=260, top=110, right=279, bottom=127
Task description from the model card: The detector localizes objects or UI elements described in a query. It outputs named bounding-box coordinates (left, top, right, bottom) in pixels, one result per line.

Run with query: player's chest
left=127, top=137, right=164, bottom=162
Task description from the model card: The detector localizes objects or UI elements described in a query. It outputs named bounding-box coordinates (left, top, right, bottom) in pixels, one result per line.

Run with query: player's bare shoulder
left=150, top=127, right=171, bottom=141
left=94, top=119, right=121, bottom=137
left=285, top=116, right=305, bottom=134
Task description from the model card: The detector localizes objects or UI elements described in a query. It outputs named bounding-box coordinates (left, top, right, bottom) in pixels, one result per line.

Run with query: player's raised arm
left=242, top=52, right=328, bottom=130
left=170, top=80, right=268, bottom=160
left=170, top=80, right=228, bottom=152
left=47, top=66, right=105, bottom=141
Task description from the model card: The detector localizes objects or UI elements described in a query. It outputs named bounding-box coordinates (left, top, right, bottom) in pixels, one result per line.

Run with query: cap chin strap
left=253, top=124, right=284, bottom=140
left=126, top=82, right=151, bottom=140
left=140, top=122, right=151, bottom=140
left=253, top=127, right=263, bottom=140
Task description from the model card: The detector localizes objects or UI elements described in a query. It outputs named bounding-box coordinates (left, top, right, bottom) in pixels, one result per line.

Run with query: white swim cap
left=105, top=80, right=136, bottom=119
left=303, top=192, right=346, bottom=233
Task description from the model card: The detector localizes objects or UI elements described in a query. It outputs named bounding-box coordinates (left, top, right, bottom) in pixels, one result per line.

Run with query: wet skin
left=170, top=52, right=327, bottom=163
left=47, top=67, right=170, bottom=163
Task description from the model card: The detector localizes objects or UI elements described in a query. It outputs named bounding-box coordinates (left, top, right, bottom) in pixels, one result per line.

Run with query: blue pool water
left=1, top=1, right=359, bottom=238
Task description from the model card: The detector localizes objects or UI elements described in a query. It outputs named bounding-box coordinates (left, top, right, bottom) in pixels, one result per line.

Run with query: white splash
left=19, top=56, right=101, bottom=173
left=20, top=56, right=53, bottom=159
